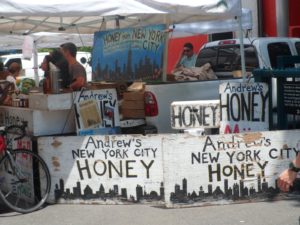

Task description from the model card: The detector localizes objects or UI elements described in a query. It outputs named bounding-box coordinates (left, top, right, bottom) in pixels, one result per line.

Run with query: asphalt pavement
left=0, top=200, right=299, bottom=225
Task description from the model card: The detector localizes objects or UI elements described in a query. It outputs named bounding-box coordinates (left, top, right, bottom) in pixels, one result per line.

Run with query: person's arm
left=69, top=76, right=85, bottom=91
left=174, top=50, right=185, bottom=69
left=294, top=153, right=300, bottom=167
left=69, top=64, right=86, bottom=91
left=277, top=153, right=300, bottom=192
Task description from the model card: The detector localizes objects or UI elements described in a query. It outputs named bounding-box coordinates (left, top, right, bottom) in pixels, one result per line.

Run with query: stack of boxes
left=121, top=82, right=145, bottom=119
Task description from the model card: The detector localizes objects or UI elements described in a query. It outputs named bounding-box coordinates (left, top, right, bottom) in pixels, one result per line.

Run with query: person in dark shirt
left=60, top=42, right=86, bottom=91
left=51, top=49, right=70, bottom=88
left=40, top=50, right=70, bottom=93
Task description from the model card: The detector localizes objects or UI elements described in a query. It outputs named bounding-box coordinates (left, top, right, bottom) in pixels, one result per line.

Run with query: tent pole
left=162, top=15, right=170, bottom=82
left=33, top=41, right=39, bottom=86
left=238, top=14, right=246, bottom=82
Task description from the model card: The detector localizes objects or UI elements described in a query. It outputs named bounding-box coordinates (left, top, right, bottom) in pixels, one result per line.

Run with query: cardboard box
left=88, top=82, right=127, bottom=98
left=88, top=81, right=118, bottom=90
left=121, top=109, right=145, bottom=119
left=123, top=91, right=144, bottom=101
left=122, top=100, right=144, bottom=110
left=127, top=82, right=145, bottom=92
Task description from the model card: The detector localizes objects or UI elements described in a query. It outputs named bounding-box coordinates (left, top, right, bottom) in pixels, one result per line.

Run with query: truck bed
left=145, top=77, right=242, bottom=133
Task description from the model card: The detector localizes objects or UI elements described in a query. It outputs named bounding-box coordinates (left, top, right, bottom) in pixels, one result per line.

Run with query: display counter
left=0, top=92, right=76, bottom=136
left=0, top=88, right=120, bottom=136
left=0, top=105, right=75, bottom=136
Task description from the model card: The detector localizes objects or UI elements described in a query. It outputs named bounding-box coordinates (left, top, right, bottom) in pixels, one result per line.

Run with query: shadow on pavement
left=0, top=203, right=14, bottom=215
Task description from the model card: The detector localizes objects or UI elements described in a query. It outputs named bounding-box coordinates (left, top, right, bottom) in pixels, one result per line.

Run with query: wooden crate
left=122, top=100, right=144, bottom=110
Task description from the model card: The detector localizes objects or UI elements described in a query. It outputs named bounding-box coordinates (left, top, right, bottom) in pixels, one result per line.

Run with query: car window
left=196, top=45, right=258, bottom=72
left=295, top=42, right=300, bottom=55
left=0, top=57, right=6, bottom=63
left=4, top=58, right=22, bottom=68
left=232, top=45, right=259, bottom=70
left=195, top=47, right=217, bottom=68
left=267, top=42, right=292, bottom=68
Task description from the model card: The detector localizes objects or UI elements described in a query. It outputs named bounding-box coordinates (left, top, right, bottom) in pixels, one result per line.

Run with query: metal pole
left=238, top=15, right=246, bottom=82
left=276, top=0, right=289, bottom=37
left=162, top=15, right=170, bottom=82
left=33, top=41, right=39, bottom=86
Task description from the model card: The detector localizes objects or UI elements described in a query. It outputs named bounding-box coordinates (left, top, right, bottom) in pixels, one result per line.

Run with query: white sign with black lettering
left=38, top=135, right=164, bottom=204
left=219, top=82, right=269, bottom=134
left=163, top=130, right=300, bottom=208
left=73, top=89, right=120, bottom=135
left=171, top=100, right=220, bottom=129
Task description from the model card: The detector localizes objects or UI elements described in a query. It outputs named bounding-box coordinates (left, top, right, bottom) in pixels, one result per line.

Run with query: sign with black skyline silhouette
left=38, top=135, right=164, bottom=204
left=38, top=130, right=300, bottom=207
left=162, top=130, right=300, bottom=207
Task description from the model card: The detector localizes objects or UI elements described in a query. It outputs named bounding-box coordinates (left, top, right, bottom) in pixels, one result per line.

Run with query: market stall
left=1, top=0, right=299, bottom=209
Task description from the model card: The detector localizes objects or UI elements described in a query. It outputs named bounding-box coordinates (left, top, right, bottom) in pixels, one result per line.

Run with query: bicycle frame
left=0, top=123, right=30, bottom=188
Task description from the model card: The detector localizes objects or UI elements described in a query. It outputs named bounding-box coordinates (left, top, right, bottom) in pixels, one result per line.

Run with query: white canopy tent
left=0, top=8, right=252, bottom=50
left=170, top=8, right=252, bottom=37
left=0, top=33, right=94, bottom=50
left=0, top=0, right=243, bottom=34
left=0, top=0, right=249, bottom=81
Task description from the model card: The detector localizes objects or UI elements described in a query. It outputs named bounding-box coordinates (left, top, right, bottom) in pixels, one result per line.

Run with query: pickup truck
left=144, top=37, right=300, bottom=133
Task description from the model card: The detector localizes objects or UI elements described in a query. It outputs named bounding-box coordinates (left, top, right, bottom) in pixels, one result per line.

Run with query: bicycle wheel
left=0, top=149, right=51, bottom=213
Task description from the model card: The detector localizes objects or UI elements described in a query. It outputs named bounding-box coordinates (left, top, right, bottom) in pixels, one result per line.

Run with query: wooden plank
left=123, top=91, right=144, bottom=101
left=73, top=89, right=120, bottom=135
left=163, top=130, right=300, bottom=208
left=171, top=100, right=220, bottom=129
left=38, top=134, right=165, bottom=205
left=38, top=130, right=300, bottom=207
left=122, top=100, right=144, bottom=110
left=122, top=109, right=145, bottom=119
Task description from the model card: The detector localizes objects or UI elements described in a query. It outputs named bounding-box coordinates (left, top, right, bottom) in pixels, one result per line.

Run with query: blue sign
left=92, top=24, right=166, bottom=81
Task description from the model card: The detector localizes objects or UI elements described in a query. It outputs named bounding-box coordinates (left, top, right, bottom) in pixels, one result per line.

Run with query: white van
left=0, top=51, right=92, bottom=82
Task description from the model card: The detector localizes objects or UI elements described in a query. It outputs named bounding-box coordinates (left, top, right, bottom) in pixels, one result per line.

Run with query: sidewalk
left=0, top=200, right=299, bottom=225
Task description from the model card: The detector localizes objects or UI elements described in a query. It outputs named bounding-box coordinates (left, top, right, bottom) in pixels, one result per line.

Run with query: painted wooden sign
left=92, top=24, right=166, bottom=82
left=219, top=82, right=269, bottom=134
left=38, top=135, right=164, bottom=204
left=171, top=100, right=220, bottom=129
left=73, top=89, right=120, bottom=135
left=163, top=131, right=300, bottom=208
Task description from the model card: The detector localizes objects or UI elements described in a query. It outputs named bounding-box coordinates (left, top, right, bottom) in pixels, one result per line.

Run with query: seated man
left=175, top=42, right=197, bottom=69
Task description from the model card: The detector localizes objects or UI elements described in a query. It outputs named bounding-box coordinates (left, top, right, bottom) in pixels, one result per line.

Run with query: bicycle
left=0, top=121, right=51, bottom=213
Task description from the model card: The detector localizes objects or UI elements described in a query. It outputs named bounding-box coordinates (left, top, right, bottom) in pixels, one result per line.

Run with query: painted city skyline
left=170, top=176, right=300, bottom=204
left=54, top=178, right=165, bottom=203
